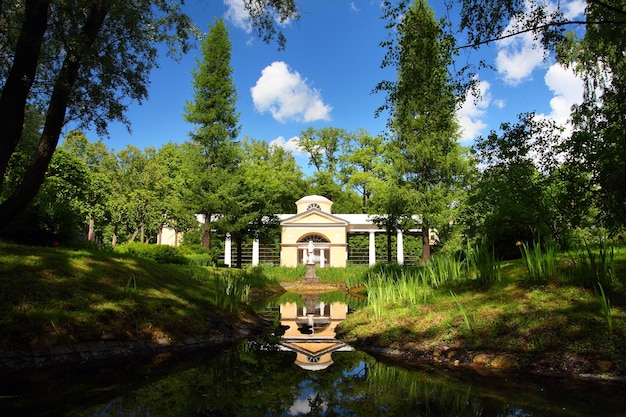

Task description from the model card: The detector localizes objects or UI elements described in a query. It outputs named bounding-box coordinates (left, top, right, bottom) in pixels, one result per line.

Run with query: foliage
left=183, top=18, right=240, bottom=249
left=0, top=0, right=298, bottom=227
left=567, top=240, right=615, bottom=290
left=114, top=242, right=187, bottom=265
left=519, top=237, right=558, bottom=284
left=464, top=114, right=593, bottom=257
left=375, top=0, right=470, bottom=263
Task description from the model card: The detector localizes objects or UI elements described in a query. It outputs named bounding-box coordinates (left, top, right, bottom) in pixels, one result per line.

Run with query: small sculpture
left=307, top=240, right=315, bottom=264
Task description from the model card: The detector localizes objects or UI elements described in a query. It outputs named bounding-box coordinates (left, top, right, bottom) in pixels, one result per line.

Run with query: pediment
left=281, top=209, right=348, bottom=226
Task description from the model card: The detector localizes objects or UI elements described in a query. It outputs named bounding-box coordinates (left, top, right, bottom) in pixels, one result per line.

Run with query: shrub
left=114, top=242, right=187, bottom=265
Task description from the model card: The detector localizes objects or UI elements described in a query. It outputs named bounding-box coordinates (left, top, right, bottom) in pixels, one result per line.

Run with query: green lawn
left=0, top=243, right=256, bottom=350
left=336, top=248, right=626, bottom=373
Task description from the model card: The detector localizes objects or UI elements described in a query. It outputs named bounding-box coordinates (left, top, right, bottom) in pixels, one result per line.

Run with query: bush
left=114, top=242, right=187, bottom=265
left=185, top=253, right=215, bottom=267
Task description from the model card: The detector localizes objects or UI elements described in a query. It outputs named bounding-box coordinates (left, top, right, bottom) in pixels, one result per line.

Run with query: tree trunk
left=87, top=216, right=96, bottom=241
left=421, top=226, right=431, bottom=264
left=0, top=0, right=50, bottom=191
left=236, top=236, right=243, bottom=268
left=0, top=1, right=110, bottom=225
left=202, top=214, right=211, bottom=249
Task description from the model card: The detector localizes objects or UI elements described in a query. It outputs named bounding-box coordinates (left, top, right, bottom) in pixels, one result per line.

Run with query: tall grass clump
left=519, top=238, right=558, bottom=284
left=212, top=271, right=250, bottom=312
left=422, top=254, right=465, bottom=288
left=569, top=240, right=615, bottom=289
left=317, top=265, right=368, bottom=284
left=467, top=245, right=500, bottom=285
left=450, top=291, right=472, bottom=332
left=364, top=270, right=432, bottom=319
left=594, top=282, right=613, bottom=334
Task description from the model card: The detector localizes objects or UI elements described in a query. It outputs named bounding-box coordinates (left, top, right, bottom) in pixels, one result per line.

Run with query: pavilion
left=223, top=195, right=421, bottom=268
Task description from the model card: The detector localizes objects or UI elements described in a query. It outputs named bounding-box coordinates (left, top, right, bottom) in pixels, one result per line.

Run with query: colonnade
left=223, top=229, right=406, bottom=268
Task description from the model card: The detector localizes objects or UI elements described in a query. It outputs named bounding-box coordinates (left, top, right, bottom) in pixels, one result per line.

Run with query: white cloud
left=223, top=0, right=296, bottom=35
left=223, top=0, right=252, bottom=33
left=495, top=30, right=546, bottom=85
left=250, top=61, right=332, bottom=123
left=494, top=0, right=585, bottom=85
left=269, top=135, right=306, bottom=155
left=457, top=80, right=492, bottom=143
left=536, top=63, right=584, bottom=126
left=564, top=0, right=586, bottom=19
left=349, top=2, right=360, bottom=12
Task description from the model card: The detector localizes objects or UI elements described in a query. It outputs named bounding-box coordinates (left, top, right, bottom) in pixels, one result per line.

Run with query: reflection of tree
left=70, top=342, right=619, bottom=417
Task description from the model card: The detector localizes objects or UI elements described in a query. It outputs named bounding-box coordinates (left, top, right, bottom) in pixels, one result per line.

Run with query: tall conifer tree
left=376, top=0, right=468, bottom=262
left=184, top=18, right=240, bottom=249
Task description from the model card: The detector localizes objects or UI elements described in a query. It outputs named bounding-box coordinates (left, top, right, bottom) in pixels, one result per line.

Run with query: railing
left=221, top=245, right=420, bottom=267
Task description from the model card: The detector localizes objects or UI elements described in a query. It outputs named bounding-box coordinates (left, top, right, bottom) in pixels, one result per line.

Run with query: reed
left=212, top=271, right=250, bottom=312
left=450, top=291, right=473, bottom=332
left=467, top=245, right=500, bottom=285
left=595, top=282, right=613, bottom=334
left=520, top=238, right=558, bottom=284
left=570, top=240, right=615, bottom=289
left=422, top=254, right=465, bottom=287
left=125, top=273, right=138, bottom=299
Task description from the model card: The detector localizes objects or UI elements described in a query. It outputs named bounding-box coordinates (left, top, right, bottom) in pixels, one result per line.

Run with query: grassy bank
left=0, top=243, right=276, bottom=351
left=336, top=244, right=626, bottom=374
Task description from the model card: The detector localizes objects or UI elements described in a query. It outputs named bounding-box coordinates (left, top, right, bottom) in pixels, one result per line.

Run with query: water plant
left=467, top=245, right=500, bottom=285
left=212, top=271, right=250, bottom=312
left=125, top=273, right=138, bottom=299
left=450, top=291, right=472, bottom=332
left=519, top=237, right=558, bottom=284
left=595, top=282, right=613, bottom=334
left=570, top=240, right=614, bottom=289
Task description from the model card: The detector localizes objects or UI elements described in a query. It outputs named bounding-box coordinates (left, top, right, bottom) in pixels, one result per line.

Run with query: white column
left=224, top=233, right=232, bottom=268
left=396, top=229, right=404, bottom=265
left=369, top=231, right=376, bottom=265
left=252, top=235, right=260, bottom=267
left=320, top=249, right=325, bottom=268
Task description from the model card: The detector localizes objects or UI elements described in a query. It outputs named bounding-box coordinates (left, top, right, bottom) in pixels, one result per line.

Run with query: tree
left=183, top=18, right=240, bottom=249
left=0, top=0, right=298, bottom=228
left=376, top=0, right=468, bottom=263
left=60, top=130, right=115, bottom=242
left=463, top=113, right=594, bottom=256
left=338, top=129, right=385, bottom=212
left=218, top=138, right=306, bottom=267
left=453, top=0, right=626, bottom=230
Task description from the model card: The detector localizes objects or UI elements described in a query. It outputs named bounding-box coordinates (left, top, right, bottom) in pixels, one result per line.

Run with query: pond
left=1, top=292, right=626, bottom=416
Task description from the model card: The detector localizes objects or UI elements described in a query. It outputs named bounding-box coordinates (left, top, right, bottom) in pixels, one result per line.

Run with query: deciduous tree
left=0, top=0, right=298, bottom=228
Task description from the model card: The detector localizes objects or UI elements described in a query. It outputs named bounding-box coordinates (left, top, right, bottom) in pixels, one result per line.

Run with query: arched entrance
left=297, top=233, right=330, bottom=267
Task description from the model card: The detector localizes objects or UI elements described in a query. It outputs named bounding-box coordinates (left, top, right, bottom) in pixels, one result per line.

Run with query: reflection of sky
left=286, top=362, right=368, bottom=416
left=287, top=384, right=328, bottom=416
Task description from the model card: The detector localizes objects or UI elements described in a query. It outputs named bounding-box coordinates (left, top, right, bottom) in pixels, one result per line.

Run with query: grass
left=2, top=240, right=626, bottom=374
left=337, top=243, right=626, bottom=370
left=0, top=242, right=272, bottom=349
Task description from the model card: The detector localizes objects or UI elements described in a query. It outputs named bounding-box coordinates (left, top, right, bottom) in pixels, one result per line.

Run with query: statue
left=307, top=240, right=315, bottom=264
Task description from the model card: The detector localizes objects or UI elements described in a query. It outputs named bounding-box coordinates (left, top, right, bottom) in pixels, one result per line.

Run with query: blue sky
left=80, top=0, right=587, bottom=173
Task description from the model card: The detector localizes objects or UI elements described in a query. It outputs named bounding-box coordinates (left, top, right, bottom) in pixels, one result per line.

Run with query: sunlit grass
left=338, top=245, right=626, bottom=367
left=0, top=242, right=271, bottom=348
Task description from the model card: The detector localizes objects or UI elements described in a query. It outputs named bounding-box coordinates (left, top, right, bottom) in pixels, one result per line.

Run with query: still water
left=1, top=292, right=626, bottom=416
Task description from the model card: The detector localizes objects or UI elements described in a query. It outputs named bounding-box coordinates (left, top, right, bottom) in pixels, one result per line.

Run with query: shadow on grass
left=0, top=243, right=232, bottom=349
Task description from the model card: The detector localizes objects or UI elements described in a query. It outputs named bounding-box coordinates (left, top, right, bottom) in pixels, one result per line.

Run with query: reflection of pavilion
left=278, top=295, right=353, bottom=371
